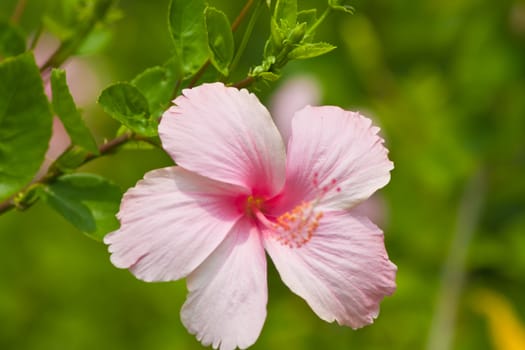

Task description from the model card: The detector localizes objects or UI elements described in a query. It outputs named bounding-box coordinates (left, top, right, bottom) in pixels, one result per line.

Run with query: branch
left=0, top=133, right=134, bottom=216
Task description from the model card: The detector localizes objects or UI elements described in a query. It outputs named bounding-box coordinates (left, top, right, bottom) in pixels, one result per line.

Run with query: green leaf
left=288, top=42, right=336, bottom=60
left=0, top=53, right=53, bottom=201
left=297, top=9, right=317, bottom=31
left=51, top=69, right=99, bottom=154
left=274, top=0, right=297, bottom=28
left=168, top=0, right=209, bottom=77
left=98, top=82, right=157, bottom=137
left=131, top=62, right=178, bottom=119
left=328, top=0, right=354, bottom=14
left=205, top=7, right=234, bottom=76
left=41, top=173, right=122, bottom=241
left=0, top=20, right=26, bottom=58
left=52, top=146, right=90, bottom=172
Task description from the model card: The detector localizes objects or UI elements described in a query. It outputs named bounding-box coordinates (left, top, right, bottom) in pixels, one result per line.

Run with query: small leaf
left=131, top=62, right=179, bottom=119
left=98, top=82, right=157, bottom=137
left=297, top=9, right=317, bottom=31
left=52, top=146, right=90, bottom=172
left=0, top=53, right=53, bottom=201
left=288, top=42, right=336, bottom=60
left=205, top=7, right=234, bottom=76
left=51, top=69, right=99, bottom=154
left=0, top=20, right=26, bottom=58
left=259, top=71, right=280, bottom=81
left=168, top=0, right=209, bottom=77
left=41, top=173, right=122, bottom=241
left=328, top=0, right=355, bottom=14
left=274, top=0, right=297, bottom=28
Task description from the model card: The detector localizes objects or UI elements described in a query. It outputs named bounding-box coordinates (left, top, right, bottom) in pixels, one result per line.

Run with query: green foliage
left=98, top=82, right=157, bottom=137
left=51, top=69, right=99, bottom=154
left=0, top=20, right=25, bottom=58
left=327, top=0, right=354, bottom=14
left=168, top=0, right=208, bottom=78
left=288, top=42, right=336, bottom=59
left=41, top=173, right=122, bottom=241
left=131, top=62, right=179, bottom=119
left=205, top=7, right=234, bottom=76
left=274, top=0, right=297, bottom=28
left=0, top=53, right=52, bottom=201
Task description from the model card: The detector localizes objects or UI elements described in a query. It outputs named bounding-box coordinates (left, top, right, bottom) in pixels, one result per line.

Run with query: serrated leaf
left=168, top=0, right=208, bottom=77
left=0, top=53, right=53, bottom=201
left=205, top=7, right=234, bottom=76
left=41, top=173, right=122, bottom=241
left=0, top=20, right=26, bottom=58
left=288, top=42, right=336, bottom=60
left=131, top=62, right=179, bottom=119
left=274, top=0, right=297, bottom=28
left=328, top=0, right=355, bottom=14
left=51, top=69, right=99, bottom=154
left=98, top=82, right=157, bottom=137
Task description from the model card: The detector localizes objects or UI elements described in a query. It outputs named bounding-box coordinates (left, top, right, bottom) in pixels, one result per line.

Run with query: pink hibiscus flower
left=105, top=83, right=396, bottom=350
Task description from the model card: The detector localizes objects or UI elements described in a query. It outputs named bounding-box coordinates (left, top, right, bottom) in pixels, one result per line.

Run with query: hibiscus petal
left=181, top=217, right=267, bottom=350
left=278, top=106, right=393, bottom=211
left=264, top=211, right=396, bottom=329
left=160, top=83, right=286, bottom=196
left=104, top=166, right=245, bottom=282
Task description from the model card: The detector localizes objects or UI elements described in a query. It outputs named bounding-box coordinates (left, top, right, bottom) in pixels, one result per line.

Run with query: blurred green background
left=1, top=0, right=525, bottom=349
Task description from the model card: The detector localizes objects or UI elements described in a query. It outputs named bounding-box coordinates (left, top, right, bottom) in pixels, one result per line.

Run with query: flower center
left=244, top=175, right=339, bottom=248
left=244, top=195, right=265, bottom=218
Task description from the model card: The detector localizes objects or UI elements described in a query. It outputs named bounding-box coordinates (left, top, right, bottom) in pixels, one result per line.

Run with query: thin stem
left=231, top=0, right=255, bottom=32
left=232, top=75, right=255, bottom=88
left=425, top=170, right=485, bottom=350
left=0, top=198, right=14, bottom=215
left=186, top=0, right=256, bottom=88
left=0, top=133, right=134, bottom=216
left=229, top=0, right=263, bottom=76
left=29, top=24, right=44, bottom=50
left=305, top=7, right=331, bottom=38
left=10, top=0, right=27, bottom=24
left=188, top=61, right=211, bottom=88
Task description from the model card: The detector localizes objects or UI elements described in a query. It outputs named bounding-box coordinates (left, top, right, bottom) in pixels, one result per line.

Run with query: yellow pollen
left=245, top=195, right=264, bottom=217
left=272, top=201, right=324, bottom=248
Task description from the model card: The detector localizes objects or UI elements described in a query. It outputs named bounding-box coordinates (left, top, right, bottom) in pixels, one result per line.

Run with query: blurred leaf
left=328, top=0, right=354, bottom=14
left=43, top=0, right=117, bottom=41
left=274, top=0, right=297, bottom=28
left=41, top=173, right=122, bottom=241
left=168, top=0, right=208, bottom=78
left=0, top=53, right=52, bottom=201
left=288, top=42, right=336, bottom=59
left=51, top=69, right=99, bottom=154
left=205, top=7, right=234, bottom=76
left=0, top=20, right=25, bottom=58
left=98, top=82, right=157, bottom=137
left=76, top=26, right=113, bottom=55
left=131, top=62, right=178, bottom=119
